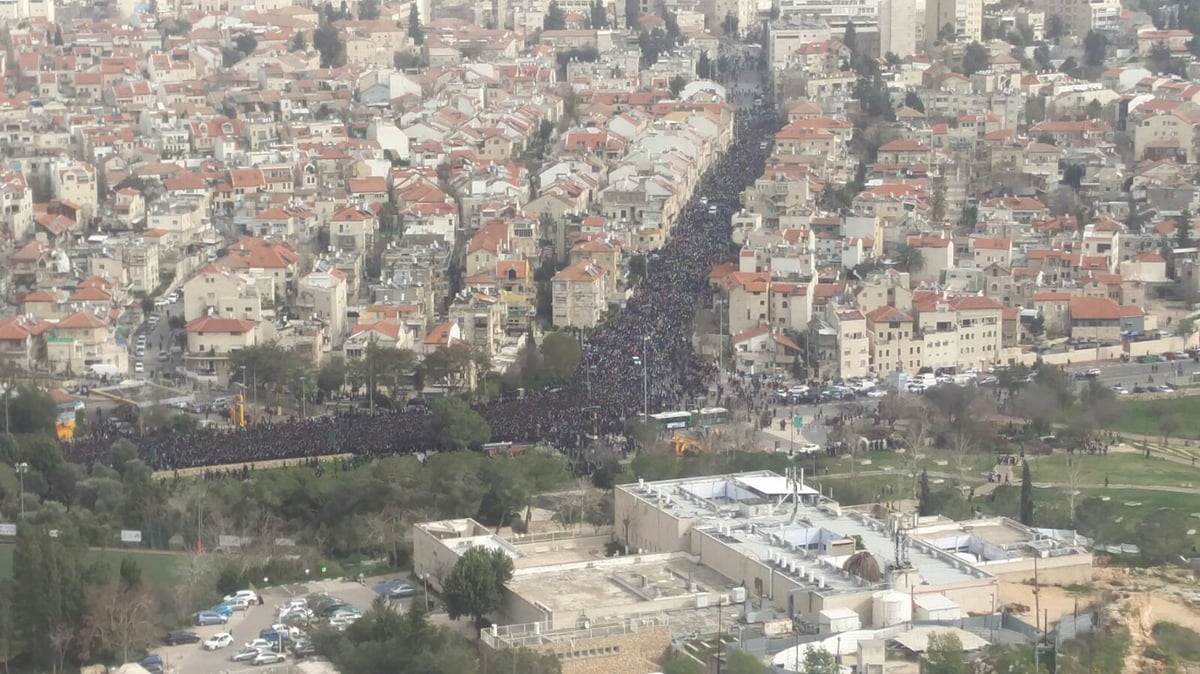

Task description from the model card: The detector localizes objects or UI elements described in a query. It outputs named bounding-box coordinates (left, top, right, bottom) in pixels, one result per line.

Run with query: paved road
left=1064, top=358, right=1200, bottom=390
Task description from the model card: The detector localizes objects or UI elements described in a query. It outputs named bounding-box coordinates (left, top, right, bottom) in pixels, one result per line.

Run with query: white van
left=86, top=364, right=120, bottom=379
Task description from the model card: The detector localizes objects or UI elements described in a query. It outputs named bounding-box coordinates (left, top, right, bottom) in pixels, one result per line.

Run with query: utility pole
left=1034, top=554, right=1041, bottom=673
left=300, top=376, right=307, bottom=418
left=15, top=462, right=27, bottom=517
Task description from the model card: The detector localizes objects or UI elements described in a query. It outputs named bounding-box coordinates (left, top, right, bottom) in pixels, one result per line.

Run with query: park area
left=0, top=543, right=189, bottom=588
left=809, top=444, right=1200, bottom=556
left=1104, top=397, right=1200, bottom=440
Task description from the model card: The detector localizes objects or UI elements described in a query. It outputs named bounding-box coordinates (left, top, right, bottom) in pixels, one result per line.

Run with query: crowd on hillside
left=62, top=79, right=780, bottom=471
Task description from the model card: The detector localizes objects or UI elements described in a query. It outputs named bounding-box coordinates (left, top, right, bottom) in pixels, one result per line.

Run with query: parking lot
left=152, top=577, right=409, bottom=674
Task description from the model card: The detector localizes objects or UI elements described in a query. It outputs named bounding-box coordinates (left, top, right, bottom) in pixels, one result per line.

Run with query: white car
left=226, top=597, right=252, bottom=611
left=204, top=633, right=234, bottom=651
left=865, top=389, right=887, bottom=398
left=225, top=590, right=260, bottom=604
left=796, top=443, right=821, bottom=455
left=252, top=651, right=285, bottom=666
left=134, top=362, right=144, bottom=374
left=245, top=639, right=276, bottom=652
left=328, top=615, right=359, bottom=628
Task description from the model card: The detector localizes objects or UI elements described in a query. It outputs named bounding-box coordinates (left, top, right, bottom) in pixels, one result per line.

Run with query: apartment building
left=551, top=260, right=608, bottom=329
left=809, top=305, right=869, bottom=380
left=925, top=0, right=982, bottom=43
left=184, top=316, right=259, bottom=378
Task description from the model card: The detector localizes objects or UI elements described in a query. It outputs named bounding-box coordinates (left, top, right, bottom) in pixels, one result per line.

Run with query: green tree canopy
left=961, top=42, right=990, bottom=76
left=540, top=332, right=582, bottom=381
left=923, top=632, right=970, bottom=674
left=407, top=5, right=424, bottom=45
left=442, top=545, right=514, bottom=623
left=724, top=650, right=768, bottom=674
left=428, top=397, right=490, bottom=450
left=6, top=385, right=57, bottom=435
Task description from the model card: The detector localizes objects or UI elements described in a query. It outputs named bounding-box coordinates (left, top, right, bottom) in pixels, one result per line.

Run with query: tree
left=1059, top=56, right=1081, bottom=78
left=625, top=0, right=638, bottom=27
left=892, top=243, right=925, bottom=275
left=843, top=19, right=858, bottom=55
left=291, top=30, right=307, bottom=51
left=589, top=0, right=607, bottom=28
left=313, top=22, right=345, bottom=68
left=669, top=75, right=687, bottom=98
left=978, top=645, right=1040, bottom=674
left=1084, top=30, right=1107, bottom=67
left=903, top=90, right=925, bottom=113
left=0, top=580, right=16, bottom=674
left=428, top=396, right=490, bottom=450
left=923, top=632, right=970, bottom=674
left=1033, top=44, right=1052, bottom=70
left=442, top=545, right=514, bottom=624
left=543, top=0, right=566, bottom=30
left=407, top=5, right=424, bottom=45
left=664, top=654, right=705, bottom=674
left=1019, top=461, right=1034, bottom=525
left=930, top=173, right=946, bottom=223
left=961, top=41, right=990, bottom=76
left=6, top=386, right=56, bottom=435
left=234, top=32, right=258, bottom=56
left=317, top=357, right=348, bottom=395
left=13, top=525, right=89, bottom=672
left=722, top=12, right=738, bottom=36
left=1148, top=43, right=1177, bottom=75
left=81, top=574, right=159, bottom=663
left=1176, top=316, right=1196, bottom=347
left=540, top=332, right=582, bottom=381
left=1044, top=15, right=1063, bottom=41
left=697, top=51, right=713, bottom=78
left=1176, top=210, right=1194, bottom=248
left=358, top=0, right=379, bottom=19
left=801, top=647, right=841, bottom=674
left=724, top=650, right=767, bottom=674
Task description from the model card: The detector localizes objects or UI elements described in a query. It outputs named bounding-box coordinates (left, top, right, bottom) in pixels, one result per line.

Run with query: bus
left=648, top=411, right=693, bottom=431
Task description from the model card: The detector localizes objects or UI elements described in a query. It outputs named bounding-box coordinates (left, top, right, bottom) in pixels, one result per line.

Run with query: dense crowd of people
left=62, top=63, right=780, bottom=472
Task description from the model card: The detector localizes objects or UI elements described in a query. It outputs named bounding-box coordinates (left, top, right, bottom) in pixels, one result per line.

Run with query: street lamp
left=299, top=376, right=307, bottom=418
left=15, top=462, right=28, bottom=518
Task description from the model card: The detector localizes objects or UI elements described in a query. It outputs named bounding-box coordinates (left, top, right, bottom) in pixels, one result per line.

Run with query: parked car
left=231, top=648, right=265, bottom=663
left=226, top=597, right=252, bottom=611
left=796, top=443, right=821, bottom=455
left=252, top=651, right=286, bottom=666
left=224, top=589, right=259, bottom=604
left=375, top=579, right=415, bottom=599
left=196, top=611, right=228, bottom=626
left=259, top=629, right=293, bottom=644
left=245, top=639, right=278, bottom=652
left=291, top=639, right=317, bottom=659
left=209, top=603, right=235, bottom=618
left=140, top=655, right=164, bottom=674
left=165, top=630, right=201, bottom=645
left=204, top=633, right=235, bottom=650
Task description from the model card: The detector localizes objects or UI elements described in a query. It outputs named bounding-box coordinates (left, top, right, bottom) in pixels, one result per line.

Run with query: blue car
left=259, top=629, right=292, bottom=643
left=209, top=603, right=235, bottom=617
left=196, top=610, right=228, bottom=626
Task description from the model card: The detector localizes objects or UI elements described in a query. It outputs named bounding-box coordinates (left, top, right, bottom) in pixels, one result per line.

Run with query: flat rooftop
left=619, top=472, right=991, bottom=594
left=91, top=381, right=194, bottom=409
left=417, top=518, right=523, bottom=561
left=910, top=517, right=1085, bottom=564
left=507, top=554, right=735, bottom=619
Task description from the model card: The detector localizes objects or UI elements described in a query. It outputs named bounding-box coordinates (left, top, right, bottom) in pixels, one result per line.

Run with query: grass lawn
left=1105, top=398, right=1200, bottom=440
left=0, top=543, right=189, bottom=589
left=1026, top=452, right=1200, bottom=488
